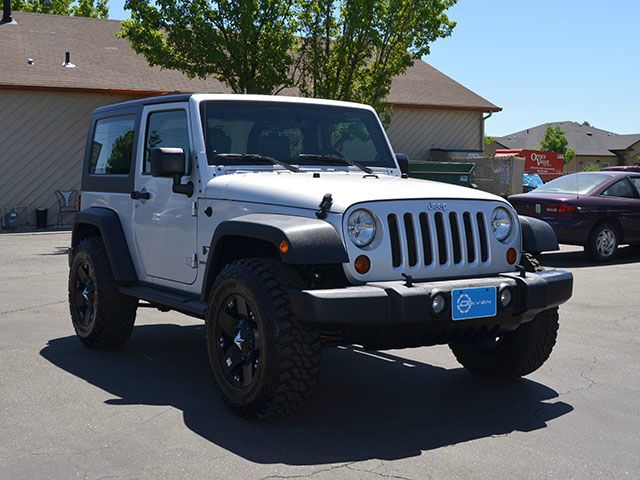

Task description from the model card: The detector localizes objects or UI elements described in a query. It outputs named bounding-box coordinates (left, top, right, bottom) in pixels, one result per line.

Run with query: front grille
left=387, top=209, right=490, bottom=269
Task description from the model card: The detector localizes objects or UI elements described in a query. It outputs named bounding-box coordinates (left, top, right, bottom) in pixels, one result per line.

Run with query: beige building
left=0, top=12, right=500, bottom=227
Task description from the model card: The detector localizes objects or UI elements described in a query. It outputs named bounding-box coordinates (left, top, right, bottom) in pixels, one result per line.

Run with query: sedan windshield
left=202, top=101, right=396, bottom=169
left=533, top=173, right=610, bottom=195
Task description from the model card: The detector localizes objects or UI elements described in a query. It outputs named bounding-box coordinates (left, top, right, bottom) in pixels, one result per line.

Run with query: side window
left=144, top=110, right=190, bottom=173
left=602, top=179, right=636, bottom=198
left=630, top=177, right=640, bottom=195
left=90, top=116, right=135, bottom=175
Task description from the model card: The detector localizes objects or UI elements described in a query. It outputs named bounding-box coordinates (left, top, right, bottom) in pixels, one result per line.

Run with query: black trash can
left=35, top=208, right=48, bottom=229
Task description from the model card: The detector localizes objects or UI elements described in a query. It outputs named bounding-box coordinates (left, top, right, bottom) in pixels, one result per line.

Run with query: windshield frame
left=200, top=100, right=398, bottom=171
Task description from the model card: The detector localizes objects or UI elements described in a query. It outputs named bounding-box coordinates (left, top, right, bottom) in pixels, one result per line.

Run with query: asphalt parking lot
left=1, top=232, right=639, bottom=479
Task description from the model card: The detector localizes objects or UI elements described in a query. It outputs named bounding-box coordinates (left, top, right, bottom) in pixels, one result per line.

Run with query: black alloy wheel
left=214, top=293, right=262, bottom=389
left=72, top=260, right=96, bottom=336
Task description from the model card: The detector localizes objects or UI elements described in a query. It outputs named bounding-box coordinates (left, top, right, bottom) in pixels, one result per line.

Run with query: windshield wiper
left=215, top=153, right=299, bottom=173
left=298, top=153, right=373, bottom=174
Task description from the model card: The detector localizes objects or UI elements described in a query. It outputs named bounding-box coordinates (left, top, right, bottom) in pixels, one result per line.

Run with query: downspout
left=482, top=112, right=493, bottom=153
left=1, top=0, right=15, bottom=25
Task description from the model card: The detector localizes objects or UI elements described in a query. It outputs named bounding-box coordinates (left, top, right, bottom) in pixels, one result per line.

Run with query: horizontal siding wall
left=0, top=90, right=135, bottom=226
left=386, top=107, right=483, bottom=162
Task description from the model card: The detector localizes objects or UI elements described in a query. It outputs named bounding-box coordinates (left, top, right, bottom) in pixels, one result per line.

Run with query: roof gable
left=0, top=12, right=500, bottom=112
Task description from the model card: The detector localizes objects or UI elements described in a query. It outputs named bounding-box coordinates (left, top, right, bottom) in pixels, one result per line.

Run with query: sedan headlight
left=491, top=207, right=512, bottom=242
left=347, top=209, right=376, bottom=247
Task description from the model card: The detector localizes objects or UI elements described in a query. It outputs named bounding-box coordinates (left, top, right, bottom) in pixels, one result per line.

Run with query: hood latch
left=316, top=193, right=333, bottom=219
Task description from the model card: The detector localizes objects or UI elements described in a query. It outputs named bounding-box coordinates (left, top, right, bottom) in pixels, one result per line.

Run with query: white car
left=68, top=94, right=573, bottom=419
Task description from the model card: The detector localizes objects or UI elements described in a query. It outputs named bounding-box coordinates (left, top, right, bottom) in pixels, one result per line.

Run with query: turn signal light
left=354, top=255, right=371, bottom=274
left=506, top=248, right=517, bottom=265
left=278, top=240, right=289, bottom=254
left=545, top=203, right=576, bottom=214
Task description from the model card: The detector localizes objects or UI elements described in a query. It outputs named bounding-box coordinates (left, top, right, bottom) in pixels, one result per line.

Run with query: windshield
left=202, top=101, right=396, bottom=169
left=533, top=173, right=609, bottom=195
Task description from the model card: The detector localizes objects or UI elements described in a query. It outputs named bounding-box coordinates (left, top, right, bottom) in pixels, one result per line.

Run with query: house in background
left=488, top=122, right=640, bottom=172
left=0, top=11, right=500, bottom=226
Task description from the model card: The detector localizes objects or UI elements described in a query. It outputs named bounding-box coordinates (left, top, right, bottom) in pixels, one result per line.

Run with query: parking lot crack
left=258, top=463, right=357, bottom=480
left=345, top=464, right=419, bottom=480
left=0, top=300, right=66, bottom=316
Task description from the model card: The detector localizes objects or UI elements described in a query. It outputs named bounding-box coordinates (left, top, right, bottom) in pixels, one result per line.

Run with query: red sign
left=495, top=149, right=564, bottom=182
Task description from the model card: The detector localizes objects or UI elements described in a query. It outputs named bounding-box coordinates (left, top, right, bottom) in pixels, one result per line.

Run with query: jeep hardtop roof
left=93, top=93, right=375, bottom=115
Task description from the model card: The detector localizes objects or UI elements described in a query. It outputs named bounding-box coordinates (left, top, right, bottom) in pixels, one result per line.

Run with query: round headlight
left=491, top=207, right=512, bottom=242
left=347, top=209, right=376, bottom=247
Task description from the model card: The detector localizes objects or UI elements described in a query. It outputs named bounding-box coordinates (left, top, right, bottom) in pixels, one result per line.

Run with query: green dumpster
left=409, top=161, right=477, bottom=188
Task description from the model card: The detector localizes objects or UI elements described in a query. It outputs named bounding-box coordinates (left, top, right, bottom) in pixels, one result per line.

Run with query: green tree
left=539, top=126, right=575, bottom=166
left=120, top=0, right=457, bottom=115
left=12, top=0, right=108, bottom=18
left=581, top=121, right=591, bottom=127
left=297, top=0, right=456, bottom=118
left=483, top=136, right=495, bottom=145
left=121, top=0, right=298, bottom=94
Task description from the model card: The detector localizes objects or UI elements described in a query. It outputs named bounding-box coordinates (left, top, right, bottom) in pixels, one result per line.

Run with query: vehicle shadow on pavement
left=539, top=245, right=640, bottom=268
left=40, top=324, right=573, bottom=464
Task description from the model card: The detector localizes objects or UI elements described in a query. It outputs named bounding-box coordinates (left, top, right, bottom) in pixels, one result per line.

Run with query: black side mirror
left=151, top=147, right=186, bottom=178
left=395, top=153, right=410, bottom=177
left=150, top=147, right=193, bottom=197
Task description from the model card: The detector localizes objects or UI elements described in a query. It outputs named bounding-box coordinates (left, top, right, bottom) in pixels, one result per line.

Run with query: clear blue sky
left=107, top=0, right=639, bottom=136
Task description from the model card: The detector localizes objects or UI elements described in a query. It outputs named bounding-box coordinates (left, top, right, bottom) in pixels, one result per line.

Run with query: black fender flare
left=519, top=215, right=559, bottom=253
left=201, top=213, right=348, bottom=300
left=71, top=207, right=138, bottom=283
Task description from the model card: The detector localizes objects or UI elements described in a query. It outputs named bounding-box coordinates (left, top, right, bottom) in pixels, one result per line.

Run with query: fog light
left=354, top=255, right=371, bottom=274
left=500, top=288, right=513, bottom=308
left=506, top=248, right=517, bottom=264
left=431, top=294, right=446, bottom=314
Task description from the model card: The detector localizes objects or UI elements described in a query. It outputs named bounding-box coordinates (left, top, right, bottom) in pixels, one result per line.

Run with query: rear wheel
left=68, top=237, right=137, bottom=349
left=448, top=252, right=559, bottom=380
left=206, top=258, right=321, bottom=419
left=585, top=222, right=618, bottom=262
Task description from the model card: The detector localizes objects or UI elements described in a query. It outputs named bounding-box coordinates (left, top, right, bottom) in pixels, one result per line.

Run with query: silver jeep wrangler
left=68, top=94, right=573, bottom=419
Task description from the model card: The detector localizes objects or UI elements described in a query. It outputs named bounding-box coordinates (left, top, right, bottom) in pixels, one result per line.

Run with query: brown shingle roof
left=0, top=12, right=500, bottom=111
left=495, top=121, right=640, bottom=157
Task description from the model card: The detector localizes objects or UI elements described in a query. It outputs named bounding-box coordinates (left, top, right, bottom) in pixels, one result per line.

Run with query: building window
left=90, top=116, right=135, bottom=175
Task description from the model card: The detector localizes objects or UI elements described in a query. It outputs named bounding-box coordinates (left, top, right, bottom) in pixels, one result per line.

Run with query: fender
left=202, top=213, right=348, bottom=300
left=519, top=215, right=559, bottom=253
left=71, top=207, right=138, bottom=283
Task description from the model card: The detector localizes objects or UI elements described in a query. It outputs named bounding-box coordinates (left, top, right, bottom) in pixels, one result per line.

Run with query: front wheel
left=206, top=259, right=321, bottom=419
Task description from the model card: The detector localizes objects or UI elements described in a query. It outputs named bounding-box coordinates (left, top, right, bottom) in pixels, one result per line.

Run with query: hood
left=205, top=171, right=506, bottom=212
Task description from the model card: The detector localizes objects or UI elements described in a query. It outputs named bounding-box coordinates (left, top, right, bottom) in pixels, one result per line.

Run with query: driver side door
left=132, top=103, right=198, bottom=285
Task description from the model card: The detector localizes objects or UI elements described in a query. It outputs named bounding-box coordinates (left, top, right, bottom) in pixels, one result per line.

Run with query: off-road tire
left=68, top=237, right=137, bottom=349
left=206, top=258, right=321, bottom=419
left=449, top=308, right=559, bottom=380
left=585, top=222, right=619, bottom=262
left=448, top=251, right=559, bottom=380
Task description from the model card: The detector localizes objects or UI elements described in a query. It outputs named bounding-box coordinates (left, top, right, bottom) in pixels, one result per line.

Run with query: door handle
left=131, top=191, right=151, bottom=200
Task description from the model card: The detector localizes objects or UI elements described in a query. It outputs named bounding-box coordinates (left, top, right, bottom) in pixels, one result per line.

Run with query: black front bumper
left=289, top=269, right=573, bottom=332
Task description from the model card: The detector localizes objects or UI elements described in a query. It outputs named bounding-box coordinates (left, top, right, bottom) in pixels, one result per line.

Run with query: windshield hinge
left=191, top=202, right=198, bottom=217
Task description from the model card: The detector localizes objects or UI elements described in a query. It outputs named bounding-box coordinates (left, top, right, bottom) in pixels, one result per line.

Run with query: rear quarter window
left=601, top=179, right=636, bottom=198
left=90, top=116, right=135, bottom=175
